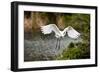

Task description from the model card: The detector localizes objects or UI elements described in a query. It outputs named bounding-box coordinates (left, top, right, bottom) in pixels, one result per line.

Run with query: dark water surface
left=24, top=33, right=82, bottom=61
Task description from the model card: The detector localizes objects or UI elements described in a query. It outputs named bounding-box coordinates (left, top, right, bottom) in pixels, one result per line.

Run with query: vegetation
left=56, top=42, right=90, bottom=60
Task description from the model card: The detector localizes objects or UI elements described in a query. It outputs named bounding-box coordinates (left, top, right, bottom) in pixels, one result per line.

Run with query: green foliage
left=68, top=42, right=74, bottom=48
left=56, top=42, right=90, bottom=60
left=59, top=48, right=82, bottom=59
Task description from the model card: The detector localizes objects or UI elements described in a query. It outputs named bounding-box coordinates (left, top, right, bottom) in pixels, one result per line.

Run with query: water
left=24, top=33, right=82, bottom=61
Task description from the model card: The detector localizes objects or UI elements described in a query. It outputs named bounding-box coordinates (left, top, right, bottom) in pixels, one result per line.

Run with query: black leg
left=58, top=38, right=61, bottom=50
left=55, top=38, right=58, bottom=50
left=58, top=38, right=59, bottom=50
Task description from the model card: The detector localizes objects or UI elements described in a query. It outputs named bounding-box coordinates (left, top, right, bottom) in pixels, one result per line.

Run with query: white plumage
left=40, top=24, right=80, bottom=39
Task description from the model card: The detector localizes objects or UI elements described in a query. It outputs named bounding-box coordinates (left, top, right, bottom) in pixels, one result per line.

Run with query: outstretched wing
left=40, top=24, right=61, bottom=36
left=67, top=26, right=80, bottom=39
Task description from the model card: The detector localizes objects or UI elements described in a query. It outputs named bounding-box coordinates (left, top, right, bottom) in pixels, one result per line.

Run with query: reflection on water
left=24, top=32, right=82, bottom=61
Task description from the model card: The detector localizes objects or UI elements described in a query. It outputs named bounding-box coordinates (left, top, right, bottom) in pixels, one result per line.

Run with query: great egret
left=40, top=24, right=80, bottom=50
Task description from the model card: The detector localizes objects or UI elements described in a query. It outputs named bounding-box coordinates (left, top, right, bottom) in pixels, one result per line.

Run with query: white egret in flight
left=40, top=24, right=80, bottom=50
left=41, top=24, right=80, bottom=39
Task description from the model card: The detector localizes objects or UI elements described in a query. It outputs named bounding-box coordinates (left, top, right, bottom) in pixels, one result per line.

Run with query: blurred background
left=24, top=11, right=90, bottom=61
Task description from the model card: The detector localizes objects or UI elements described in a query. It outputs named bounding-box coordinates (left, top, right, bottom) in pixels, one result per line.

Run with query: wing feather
left=40, top=24, right=61, bottom=36
left=67, top=27, right=80, bottom=39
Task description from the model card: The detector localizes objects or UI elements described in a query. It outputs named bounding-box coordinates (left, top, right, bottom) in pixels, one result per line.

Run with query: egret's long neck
left=62, top=28, right=69, bottom=36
